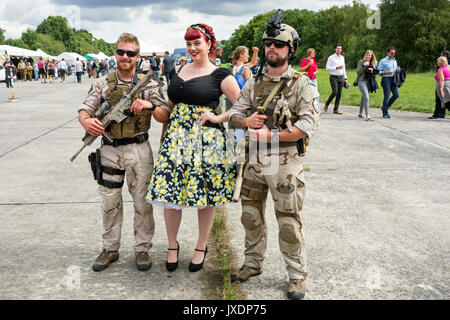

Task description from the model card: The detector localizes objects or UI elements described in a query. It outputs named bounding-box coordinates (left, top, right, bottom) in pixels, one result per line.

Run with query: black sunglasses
left=115, top=48, right=139, bottom=57
left=264, top=39, right=287, bottom=49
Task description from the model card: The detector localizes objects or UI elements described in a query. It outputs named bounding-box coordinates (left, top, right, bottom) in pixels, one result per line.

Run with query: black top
left=168, top=66, right=231, bottom=109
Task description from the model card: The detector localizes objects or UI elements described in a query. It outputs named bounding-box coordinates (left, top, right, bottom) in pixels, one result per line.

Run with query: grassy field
left=293, top=67, right=437, bottom=114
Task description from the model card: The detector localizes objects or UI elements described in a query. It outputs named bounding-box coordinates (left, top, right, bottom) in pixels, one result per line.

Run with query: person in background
left=161, top=51, right=176, bottom=86
left=75, top=57, right=83, bottom=83
left=17, top=58, right=26, bottom=82
left=58, top=58, right=68, bottom=83
left=428, top=56, right=450, bottom=120
left=377, top=47, right=401, bottom=119
left=47, top=59, right=56, bottom=83
left=150, top=52, right=161, bottom=79
left=428, top=50, right=450, bottom=120
left=26, top=61, right=33, bottom=81
left=355, top=50, right=379, bottom=121
left=231, top=46, right=259, bottom=88
left=300, top=48, right=318, bottom=87
left=37, top=57, right=46, bottom=84
left=3, top=57, right=16, bottom=88
left=178, top=56, right=188, bottom=66
left=324, top=44, right=348, bottom=114
left=140, top=57, right=150, bottom=74
left=33, top=60, right=39, bottom=81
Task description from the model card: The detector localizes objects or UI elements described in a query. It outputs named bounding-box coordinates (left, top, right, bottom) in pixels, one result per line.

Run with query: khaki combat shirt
left=229, top=65, right=320, bottom=138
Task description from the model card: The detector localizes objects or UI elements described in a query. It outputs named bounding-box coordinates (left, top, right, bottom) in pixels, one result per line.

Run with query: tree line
left=0, top=16, right=115, bottom=57
left=222, top=0, right=450, bottom=73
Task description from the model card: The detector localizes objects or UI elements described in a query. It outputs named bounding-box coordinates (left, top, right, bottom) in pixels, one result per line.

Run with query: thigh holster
left=88, top=149, right=125, bottom=189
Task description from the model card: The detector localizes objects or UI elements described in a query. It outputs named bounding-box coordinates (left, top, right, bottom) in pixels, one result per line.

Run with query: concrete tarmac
left=0, top=76, right=449, bottom=300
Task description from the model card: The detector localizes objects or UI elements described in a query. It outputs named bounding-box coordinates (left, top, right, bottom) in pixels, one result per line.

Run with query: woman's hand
left=196, top=109, right=220, bottom=125
left=441, top=89, right=445, bottom=98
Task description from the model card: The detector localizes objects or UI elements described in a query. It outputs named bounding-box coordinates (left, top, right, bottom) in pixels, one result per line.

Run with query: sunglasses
left=264, top=39, right=287, bottom=49
left=115, top=48, right=139, bottom=57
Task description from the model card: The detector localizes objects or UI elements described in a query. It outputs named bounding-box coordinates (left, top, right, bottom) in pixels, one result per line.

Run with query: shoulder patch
left=313, top=98, right=320, bottom=113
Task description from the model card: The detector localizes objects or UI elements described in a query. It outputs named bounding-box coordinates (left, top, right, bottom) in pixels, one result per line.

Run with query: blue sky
left=0, top=0, right=380, bottom=53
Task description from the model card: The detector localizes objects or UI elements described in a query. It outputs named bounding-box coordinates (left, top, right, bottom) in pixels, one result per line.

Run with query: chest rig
left=105, top=72, right=151, bottom=139
left=251, top=71, right=303, bottom=131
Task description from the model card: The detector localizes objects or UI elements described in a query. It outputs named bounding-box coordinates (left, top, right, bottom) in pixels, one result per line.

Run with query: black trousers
left=326, top=75, right=345, bottom=110
left=432, top=90, right=450, bottom=118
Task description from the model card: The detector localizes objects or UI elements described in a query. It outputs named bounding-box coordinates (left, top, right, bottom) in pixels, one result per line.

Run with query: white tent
left=56, top=52, right=86, bottom=66
left=0, top=45, right=40, bottom=60
left=36, top=49, right=56, bottom=60
left=97, top=52, right=109, bottom=60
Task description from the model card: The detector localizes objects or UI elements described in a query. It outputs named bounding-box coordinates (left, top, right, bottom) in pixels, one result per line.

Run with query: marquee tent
left=0, top=45, right=40, bottom=59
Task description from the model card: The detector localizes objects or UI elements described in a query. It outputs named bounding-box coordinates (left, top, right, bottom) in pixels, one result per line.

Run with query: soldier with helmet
left=229, top=10, right=320, bottom=300
left=78, top=33, right=170, bottom=272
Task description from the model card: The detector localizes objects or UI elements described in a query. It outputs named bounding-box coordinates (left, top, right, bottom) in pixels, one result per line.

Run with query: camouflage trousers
left=240, top=145, right=307, bottom=280
left=98, top=141, right=155, bottom=253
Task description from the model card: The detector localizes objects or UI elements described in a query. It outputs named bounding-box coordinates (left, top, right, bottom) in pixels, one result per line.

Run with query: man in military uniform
left=229, top=11, right=320, bottom=300
left=78, top=33, right=170, bottom=272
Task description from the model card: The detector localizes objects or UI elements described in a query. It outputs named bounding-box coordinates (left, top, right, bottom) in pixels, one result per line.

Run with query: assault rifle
left=70, top=70, right=163, bottom=161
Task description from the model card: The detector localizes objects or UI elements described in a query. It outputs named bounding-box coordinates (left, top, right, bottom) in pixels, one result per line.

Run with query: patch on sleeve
left=313, top=98, right=320, bottom=113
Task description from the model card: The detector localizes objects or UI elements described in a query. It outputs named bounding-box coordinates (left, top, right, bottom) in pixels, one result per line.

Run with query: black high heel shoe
left=188, top=246, right=208, bottom=272
left=166, top=241, right=180, bottom=272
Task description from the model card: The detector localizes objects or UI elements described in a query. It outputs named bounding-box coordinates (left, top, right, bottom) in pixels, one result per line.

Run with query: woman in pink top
left=429, top=56, right=450, bottom=120
left=37, top=57, right=46, bottom=84
left=300, top=48, right=318, bottom=87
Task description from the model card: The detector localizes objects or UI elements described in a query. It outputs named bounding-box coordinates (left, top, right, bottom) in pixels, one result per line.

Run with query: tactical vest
left=251, top=71, right=305, bottom=129
left=105, top=72, right=151, bottom=139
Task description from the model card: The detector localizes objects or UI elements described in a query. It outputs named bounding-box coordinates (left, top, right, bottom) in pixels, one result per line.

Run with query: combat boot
left=92, top=249, right=119, bottom=272
left=230, top=265, right=262, bottom=283
left=135, top=251, right=152, bottom=271
left=287, top=279, right=306, bottom=300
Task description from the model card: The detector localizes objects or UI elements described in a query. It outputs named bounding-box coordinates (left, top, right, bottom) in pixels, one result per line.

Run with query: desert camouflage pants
left=98, top=141, right=154, bottom=253
left=240, top=145, right=307, bottom=280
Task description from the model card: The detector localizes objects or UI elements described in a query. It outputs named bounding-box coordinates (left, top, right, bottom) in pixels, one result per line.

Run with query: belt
left=102, top=133, right=149, bottom=147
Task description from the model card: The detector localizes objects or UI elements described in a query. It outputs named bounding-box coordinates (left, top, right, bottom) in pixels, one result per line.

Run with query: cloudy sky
left=0, top=0, right=379, bottom=53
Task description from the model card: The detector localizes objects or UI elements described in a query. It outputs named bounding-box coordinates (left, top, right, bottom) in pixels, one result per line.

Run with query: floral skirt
left=145, top=103, right=236, bottom=209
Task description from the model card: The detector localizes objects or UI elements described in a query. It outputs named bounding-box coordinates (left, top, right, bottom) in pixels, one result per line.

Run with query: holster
left=296, top=138, right=306, bottom=156
left=88, top=149, right=125, bottom=189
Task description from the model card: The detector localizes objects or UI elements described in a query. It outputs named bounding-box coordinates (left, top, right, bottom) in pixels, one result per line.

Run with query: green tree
left=36, top=16, right=74, bottom=44
left=378, top=0, right=450, bottom=72
left=34, top=33, right=66, bottom=56
left=21, top=28, right=39, bottom=50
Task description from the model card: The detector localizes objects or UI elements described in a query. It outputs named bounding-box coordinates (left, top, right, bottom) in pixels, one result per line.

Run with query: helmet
left=262, top=23, right=301, bottom=54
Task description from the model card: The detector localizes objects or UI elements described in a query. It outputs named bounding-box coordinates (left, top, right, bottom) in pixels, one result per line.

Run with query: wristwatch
left=149, top=101, right=157, bottom=112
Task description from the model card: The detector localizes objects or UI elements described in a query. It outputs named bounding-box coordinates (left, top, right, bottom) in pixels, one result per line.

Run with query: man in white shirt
left=75, top=58, right=83, bottom=83
left=324, top=44, right=348, bottom=114
left=140, top=57, right=150, bottom=74
left=58, top=58, right=68, bottom=82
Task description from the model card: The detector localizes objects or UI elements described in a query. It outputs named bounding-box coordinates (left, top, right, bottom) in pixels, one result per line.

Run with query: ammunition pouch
left=88, top=149, right=125, bottom=189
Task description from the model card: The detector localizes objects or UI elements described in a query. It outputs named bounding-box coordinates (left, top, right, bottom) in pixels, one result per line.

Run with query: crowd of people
left=299, top=45, right=449, bottom=120
left=2, top=55, right=117, bottom=86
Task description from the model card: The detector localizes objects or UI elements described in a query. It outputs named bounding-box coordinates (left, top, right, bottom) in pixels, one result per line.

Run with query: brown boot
left=92, top=249, right=119, bottom=272
left=230, top=265, right=262, bottom=283
left=135, top=252, right=152, bottom=271
left=287, top=279, right=306, bottom=300
left=323, top=104, right=328, bottom=112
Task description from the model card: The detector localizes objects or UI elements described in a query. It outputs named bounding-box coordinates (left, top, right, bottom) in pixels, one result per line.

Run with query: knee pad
left=241, top=200, right=263, bottom=231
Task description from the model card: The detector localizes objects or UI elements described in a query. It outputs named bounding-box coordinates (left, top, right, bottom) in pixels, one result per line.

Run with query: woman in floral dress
left=133, top=24, right=240, bottom=272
